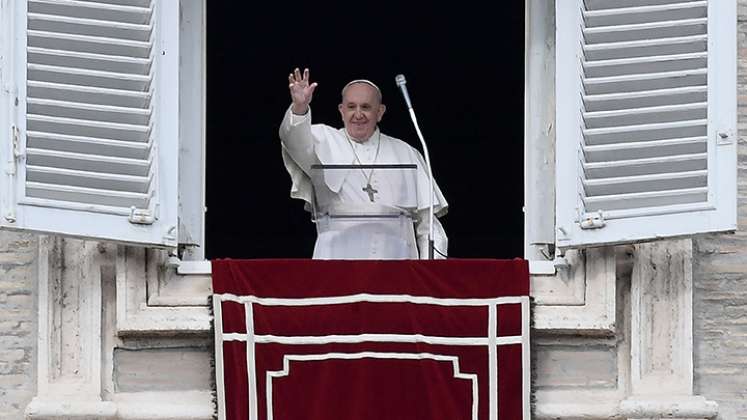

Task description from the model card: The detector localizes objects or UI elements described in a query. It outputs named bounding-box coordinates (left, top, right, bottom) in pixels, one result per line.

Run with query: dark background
left=205, top=2, right=525, bottom=259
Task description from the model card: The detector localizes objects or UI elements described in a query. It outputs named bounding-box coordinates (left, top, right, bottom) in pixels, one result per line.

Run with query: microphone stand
left=395, top=75, right=435, bottom=259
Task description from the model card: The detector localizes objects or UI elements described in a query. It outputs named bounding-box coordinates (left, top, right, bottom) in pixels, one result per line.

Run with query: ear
left=377, top=104, right=386, bottom=122
left=338, top=103, right=344, bottom=118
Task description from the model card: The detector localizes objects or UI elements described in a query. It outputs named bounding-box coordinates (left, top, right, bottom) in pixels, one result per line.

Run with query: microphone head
left=395, top=74, right=407, bottom=87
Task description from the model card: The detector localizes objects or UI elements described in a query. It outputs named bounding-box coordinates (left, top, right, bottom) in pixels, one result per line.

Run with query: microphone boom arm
left=396, top=75, right=436, bottom=259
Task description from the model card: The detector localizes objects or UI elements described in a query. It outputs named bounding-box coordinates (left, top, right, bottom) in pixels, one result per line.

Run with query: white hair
left=341, top=79, right=383, bottom=103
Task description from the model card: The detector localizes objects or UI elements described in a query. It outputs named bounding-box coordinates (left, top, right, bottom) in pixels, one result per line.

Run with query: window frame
left=0, top=0, right=205, bottom=251
left=552, top=0, right=737, bottom=250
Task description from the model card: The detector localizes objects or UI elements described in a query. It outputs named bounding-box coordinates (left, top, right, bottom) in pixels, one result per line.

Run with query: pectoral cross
left=363, top=183, right=378, bottom=202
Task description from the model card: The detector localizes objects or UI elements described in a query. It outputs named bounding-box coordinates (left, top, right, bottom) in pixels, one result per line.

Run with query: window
left=0, top=0, right=205, bottom=254
left=0, top=0, right=735, bottom=260
left=203, top=2, right=526, bottom=259
left=553, top=0, right=736, bottom=250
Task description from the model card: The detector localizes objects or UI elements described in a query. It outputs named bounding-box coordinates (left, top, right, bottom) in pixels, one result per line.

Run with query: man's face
left=339, top=83, right=386, bottom=141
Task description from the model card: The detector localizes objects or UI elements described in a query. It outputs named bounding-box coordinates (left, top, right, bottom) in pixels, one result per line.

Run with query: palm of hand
left=291, top=83, right=313, bottom=105
left=288, top=68, right=317, bottom=106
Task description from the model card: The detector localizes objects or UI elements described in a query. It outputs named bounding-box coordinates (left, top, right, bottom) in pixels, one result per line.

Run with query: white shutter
left=555, top=0, right=736, bottom=249
left=0, top=0, right=179, bottom=247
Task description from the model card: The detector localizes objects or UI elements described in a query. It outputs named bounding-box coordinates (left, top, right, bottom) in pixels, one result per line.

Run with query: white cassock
left=279, top=107, right=448, bottom=259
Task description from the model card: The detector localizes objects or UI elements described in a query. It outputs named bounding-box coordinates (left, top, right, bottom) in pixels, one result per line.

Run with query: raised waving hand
left=288, top=67, right=318, bottom=115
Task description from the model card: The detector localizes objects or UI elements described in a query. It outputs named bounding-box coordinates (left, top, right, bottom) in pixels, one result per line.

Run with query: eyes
left=346, top=103, right=372, bottom=111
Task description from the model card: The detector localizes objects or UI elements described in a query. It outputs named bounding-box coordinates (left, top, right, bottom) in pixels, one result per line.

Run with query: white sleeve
left=278, top=106, right=316, bottom=173
left=415, top=209, right=448, bottom=259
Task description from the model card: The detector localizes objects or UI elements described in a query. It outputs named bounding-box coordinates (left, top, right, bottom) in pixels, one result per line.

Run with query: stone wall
left=690, top=2, right=747, bottom=418
left=0, top=232, right=37, bottom=420
left=1, top=2, right=747, bottom=420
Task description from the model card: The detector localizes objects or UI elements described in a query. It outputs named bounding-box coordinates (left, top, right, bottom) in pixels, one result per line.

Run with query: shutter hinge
left=128, top=207, right=155, bottom=225
left=12, top=125, right=20, bottom=158
left=6, top=125, right=20, bottom=176
left=4, top=126, right=20, bottom=223
left=580, top=210, right=606, bottom=229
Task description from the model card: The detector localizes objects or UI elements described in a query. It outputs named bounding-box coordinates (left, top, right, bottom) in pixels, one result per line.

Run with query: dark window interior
left=206, top=2, right=525, bottom=259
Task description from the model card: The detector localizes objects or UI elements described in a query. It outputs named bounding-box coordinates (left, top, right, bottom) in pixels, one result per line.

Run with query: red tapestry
left=211, top=259, right=530, bottom=420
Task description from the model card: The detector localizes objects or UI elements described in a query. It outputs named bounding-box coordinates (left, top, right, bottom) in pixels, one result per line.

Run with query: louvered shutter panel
left=555, top=0, right=736, bottom=249
left=0, top=0, right=179, bottom=247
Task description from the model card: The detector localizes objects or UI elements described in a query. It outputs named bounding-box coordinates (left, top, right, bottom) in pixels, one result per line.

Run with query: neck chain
left=345, top=129, right=382, bottom=202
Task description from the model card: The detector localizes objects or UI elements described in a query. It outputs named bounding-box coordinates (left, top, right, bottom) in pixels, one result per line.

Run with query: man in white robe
left=279, top=68, right=448, bottom=259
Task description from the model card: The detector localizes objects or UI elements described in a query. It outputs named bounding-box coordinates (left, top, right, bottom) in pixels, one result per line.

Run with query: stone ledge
left=116, top=308, right=212, bottom=336
left=25, top=398, right=117, bottom=420
left=114, top=391, right=214, bottom=420
left=619, top=396, right=719, bottom=419
left=535, top=401, right=620, bottom=419
left=24, top=391, right=214, bottom=420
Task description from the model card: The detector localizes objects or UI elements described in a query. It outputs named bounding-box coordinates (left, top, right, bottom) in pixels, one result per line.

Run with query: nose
left=353, top=107, right=365, bottom=119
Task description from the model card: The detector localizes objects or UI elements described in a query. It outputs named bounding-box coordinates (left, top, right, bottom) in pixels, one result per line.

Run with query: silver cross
left=363, top=183, right=378, bottom=202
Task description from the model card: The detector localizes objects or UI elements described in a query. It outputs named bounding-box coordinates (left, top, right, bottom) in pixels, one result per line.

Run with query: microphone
left=394, top=74, right=436, bottom=259
left=395, top=74, right=413, bottom=110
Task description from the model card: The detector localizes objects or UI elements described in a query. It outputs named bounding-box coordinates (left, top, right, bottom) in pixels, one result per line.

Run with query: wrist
left=291, top=104, right=309, bottom=115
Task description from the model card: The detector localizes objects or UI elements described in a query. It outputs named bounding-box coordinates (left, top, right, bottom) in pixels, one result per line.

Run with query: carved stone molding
left=26, top=236, right=117, bottom=419
left=116, top=246, right=211, bottom=335
left=620, top=239, right=718, bottom=419
left=146, top=255, right=212, bottom=307
left=532, top=246, right=617, bottom=333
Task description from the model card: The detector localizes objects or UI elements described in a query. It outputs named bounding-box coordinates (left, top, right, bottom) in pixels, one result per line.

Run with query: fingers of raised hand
left=289, top=68, right=309, bottom=86
left=288, top=68, right=316, bottom=99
